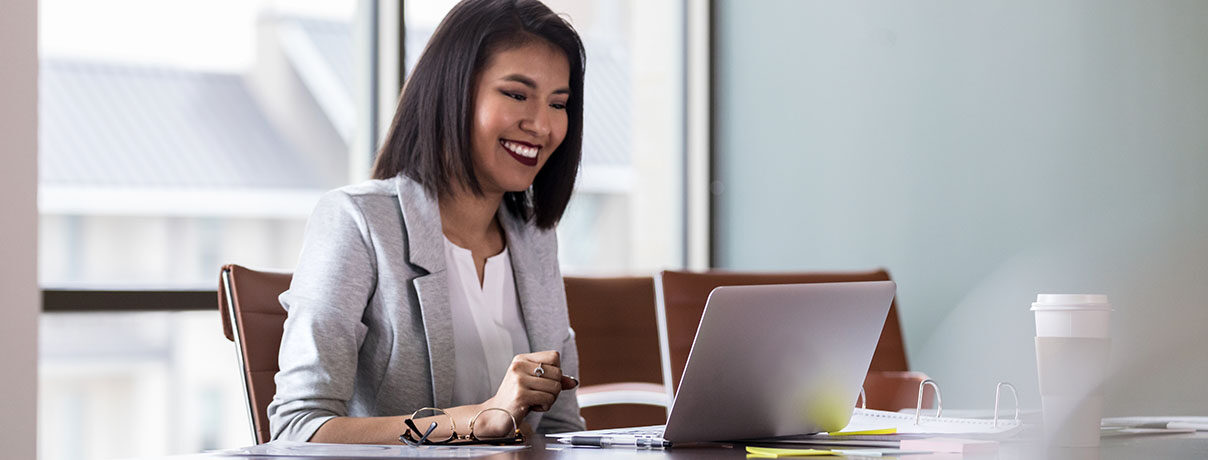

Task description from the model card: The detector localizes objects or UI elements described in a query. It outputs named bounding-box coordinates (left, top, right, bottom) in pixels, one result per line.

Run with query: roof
left=39, top=58, right=324, bottom=189
left=39, top=17, right=634, bottom=194
left=293, top=17, right=357, bottom=108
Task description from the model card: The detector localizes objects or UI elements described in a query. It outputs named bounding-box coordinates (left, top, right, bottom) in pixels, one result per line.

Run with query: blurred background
left=8, top=0, right=1208, bottom=459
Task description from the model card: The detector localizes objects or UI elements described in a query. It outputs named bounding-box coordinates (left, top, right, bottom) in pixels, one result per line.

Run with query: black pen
left=556, top=435, right=669, bottom=449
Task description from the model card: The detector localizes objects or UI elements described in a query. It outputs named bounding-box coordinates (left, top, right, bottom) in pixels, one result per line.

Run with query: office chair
left=657, top=269, right=929, bottom=411
left=564, top=276, right=669, bottom=429
left=218, top=264, right=291, bottom=444
left=218, top=266, right=673, bottom=441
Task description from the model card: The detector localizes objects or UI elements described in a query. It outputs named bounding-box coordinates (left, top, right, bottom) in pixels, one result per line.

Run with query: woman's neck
left=439, top=188, right=505, bottom=251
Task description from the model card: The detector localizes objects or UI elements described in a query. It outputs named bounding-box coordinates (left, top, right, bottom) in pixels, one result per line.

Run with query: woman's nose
left=520, top=106, right=551, bottom=138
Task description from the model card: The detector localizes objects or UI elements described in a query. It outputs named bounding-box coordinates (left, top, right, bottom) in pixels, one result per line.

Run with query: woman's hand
left=477, top=350, right=578, bottom=436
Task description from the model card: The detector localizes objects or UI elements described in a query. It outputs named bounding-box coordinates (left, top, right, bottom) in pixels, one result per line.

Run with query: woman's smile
left=500, top=139, right=541, bottom=166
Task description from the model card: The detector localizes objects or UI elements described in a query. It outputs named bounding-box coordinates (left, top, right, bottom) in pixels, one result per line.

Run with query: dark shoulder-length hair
left=372, top=0, right=585, bottom=230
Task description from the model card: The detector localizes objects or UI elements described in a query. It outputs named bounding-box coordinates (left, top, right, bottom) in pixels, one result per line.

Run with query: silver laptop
left=550, top=281, right=896, bottom=446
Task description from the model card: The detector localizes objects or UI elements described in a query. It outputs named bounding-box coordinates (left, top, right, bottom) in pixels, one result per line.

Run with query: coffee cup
left=1032, top=294, right=1112, bottom=447
left=1032, top=294, right=1111, bottom=338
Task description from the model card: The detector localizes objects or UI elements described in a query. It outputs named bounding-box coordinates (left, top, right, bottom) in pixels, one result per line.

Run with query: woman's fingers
left=519, top=374, right=562, bottom=394
left=521, top=350, right=561, bottom=368
left=519, top=387, right=558, bottom=412
left=560, top=375, right=579, bottom=390
left=511, top=357, right=564, bottom=383
left=525, top=359, right=578, bottom=389
left=502, top=351, right=572, bottom=412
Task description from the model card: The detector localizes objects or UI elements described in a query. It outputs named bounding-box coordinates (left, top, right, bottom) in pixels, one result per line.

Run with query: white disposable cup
left=1031, top=294, right=1112, bottom=338
left=1036, top=337, right=1110, bottom=447
left=1032, top=294, right=1112, bottom=447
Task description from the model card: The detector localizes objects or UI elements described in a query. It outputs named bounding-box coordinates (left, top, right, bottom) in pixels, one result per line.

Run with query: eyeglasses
left=399, top=407, right=526, bottom=446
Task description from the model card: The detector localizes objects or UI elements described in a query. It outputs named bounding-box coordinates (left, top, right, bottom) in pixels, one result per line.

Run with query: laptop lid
left=662, top=281, right=895, bottom=443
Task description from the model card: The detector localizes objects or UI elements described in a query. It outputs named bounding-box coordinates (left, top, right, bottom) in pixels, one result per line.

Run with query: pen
left=557, top=435, right=669, bottom=449
left=1124, top=422, right=1208, bottom=431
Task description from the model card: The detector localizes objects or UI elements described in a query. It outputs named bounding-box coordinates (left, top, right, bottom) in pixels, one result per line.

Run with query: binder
left=842, top=408, right=1022, bottom=436
left=843, top=379, right=1022, bottom=436
left=759, top=379, right=1024, bottom=448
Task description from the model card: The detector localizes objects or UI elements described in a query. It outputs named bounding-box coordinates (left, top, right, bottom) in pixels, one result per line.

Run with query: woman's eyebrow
left=501, top=74, right=571, bottom=95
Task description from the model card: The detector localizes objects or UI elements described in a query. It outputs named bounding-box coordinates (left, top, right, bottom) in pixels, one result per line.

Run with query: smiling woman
left=468, top=41, right=571, bottom=204
left=269, top=0, right=589, bottom=445
left=371, top=0, right=584, bottom=230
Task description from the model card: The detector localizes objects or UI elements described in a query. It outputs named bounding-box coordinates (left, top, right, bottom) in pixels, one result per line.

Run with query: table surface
left=138, top=430, right=1208, bottom=460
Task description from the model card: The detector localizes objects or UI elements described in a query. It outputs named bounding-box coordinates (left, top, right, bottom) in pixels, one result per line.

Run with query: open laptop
left=550, top=281, right=896, bottom=446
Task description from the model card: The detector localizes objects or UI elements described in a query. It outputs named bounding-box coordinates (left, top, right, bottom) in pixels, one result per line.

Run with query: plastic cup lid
left=1031, top=294, right=1112, bottom=310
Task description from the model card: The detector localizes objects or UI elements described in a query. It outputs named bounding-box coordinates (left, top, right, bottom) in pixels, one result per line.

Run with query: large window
left=38, top=1, right=687, bottom=458
left=38, top=1, right=367, bottom=458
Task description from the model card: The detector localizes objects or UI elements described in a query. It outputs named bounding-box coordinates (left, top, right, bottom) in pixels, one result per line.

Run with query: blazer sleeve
left=268, top=190, right=379, bottom=441
left=534, top=231, right=588, bottom=433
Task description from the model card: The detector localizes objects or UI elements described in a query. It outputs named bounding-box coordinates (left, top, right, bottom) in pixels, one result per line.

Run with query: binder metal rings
left=891, top=379, right=1020, bottom=426
left=993, top=382, right=1020, bottom=427
left=914, top=379, right=943, bottom=425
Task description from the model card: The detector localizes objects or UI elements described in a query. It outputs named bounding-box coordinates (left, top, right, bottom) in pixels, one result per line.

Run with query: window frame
left=41, top=289, right=216, bottom=312
left=37, top=0, right=401, bottom=313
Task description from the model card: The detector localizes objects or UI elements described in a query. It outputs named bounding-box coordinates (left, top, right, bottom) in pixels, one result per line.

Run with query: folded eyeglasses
left=399, top=407, right=525, bottom=446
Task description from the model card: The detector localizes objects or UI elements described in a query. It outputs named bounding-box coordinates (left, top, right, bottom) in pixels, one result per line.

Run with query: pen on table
left=1123, top=422, right=1208, bottom=431
left=556, top=435, right=669, bottom=449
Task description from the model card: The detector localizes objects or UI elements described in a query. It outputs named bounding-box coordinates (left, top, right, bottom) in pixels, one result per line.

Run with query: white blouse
left=443, top=237, right=531, bottom=407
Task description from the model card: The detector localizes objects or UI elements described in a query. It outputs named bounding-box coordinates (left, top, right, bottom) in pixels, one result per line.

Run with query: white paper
left=841, top=408, right=1023, bottom=437
left=214, top=440, right=527, bottom=458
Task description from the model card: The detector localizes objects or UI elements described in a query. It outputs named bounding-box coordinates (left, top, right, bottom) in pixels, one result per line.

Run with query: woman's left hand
left=477, top=350, right=578, bottom=435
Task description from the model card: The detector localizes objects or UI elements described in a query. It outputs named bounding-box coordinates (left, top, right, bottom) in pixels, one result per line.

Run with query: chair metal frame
left=218, top=264, right=291, bottom=444
left=220, top=266, right=260, bottom=444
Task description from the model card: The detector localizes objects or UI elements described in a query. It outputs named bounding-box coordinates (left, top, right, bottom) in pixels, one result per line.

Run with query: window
left=38, top=0, right=370, bottom=457
left=38, top=1, right=688, bottom=458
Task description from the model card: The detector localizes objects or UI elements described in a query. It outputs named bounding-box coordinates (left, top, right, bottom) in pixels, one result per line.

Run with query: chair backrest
left=563, top=276, right=667, bottom=429
left=657, top=269, right=909, bottom=397
left=218, top=264, right=291, bottom=444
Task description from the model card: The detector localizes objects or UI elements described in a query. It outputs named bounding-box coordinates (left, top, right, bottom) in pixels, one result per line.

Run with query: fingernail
left=567, top=375, right=579, bottom=388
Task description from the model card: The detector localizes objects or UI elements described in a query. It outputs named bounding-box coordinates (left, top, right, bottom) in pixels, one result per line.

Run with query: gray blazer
left=267, top=175, right=585, bottom=442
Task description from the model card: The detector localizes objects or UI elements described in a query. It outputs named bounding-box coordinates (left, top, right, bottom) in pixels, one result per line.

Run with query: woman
left=267, top=0, right=587, bottom=443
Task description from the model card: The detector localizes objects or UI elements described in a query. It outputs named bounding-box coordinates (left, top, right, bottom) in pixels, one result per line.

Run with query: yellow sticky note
left=826, top=427, right=897, bottom=436
left=745, top=446, right=838, bottom=457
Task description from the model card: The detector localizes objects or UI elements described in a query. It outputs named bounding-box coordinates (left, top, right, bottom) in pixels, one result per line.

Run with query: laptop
left=550, top=281, right=896, bottom=446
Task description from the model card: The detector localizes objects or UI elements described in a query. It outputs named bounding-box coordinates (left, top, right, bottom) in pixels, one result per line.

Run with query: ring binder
left=993, top=382, right=1020, bottom=427
left=835, top=379, right=1024, bottom=437
left=914, top=379, right=942, bottom=425
left=857, top=387, right=867, bottom=410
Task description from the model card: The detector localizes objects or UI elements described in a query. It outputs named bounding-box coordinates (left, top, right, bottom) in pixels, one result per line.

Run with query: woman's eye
left=502, top=91, right=526, bottom=101
left=550, top=102, right=567, bottom=110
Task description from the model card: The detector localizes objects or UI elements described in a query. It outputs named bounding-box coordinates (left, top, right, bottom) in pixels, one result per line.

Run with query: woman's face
left=469, top=39, right=571, bottom=195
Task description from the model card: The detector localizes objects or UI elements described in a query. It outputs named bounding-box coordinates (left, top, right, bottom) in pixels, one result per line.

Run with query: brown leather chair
left=218, top=267, right=672, bottom=439
left=564, top=276, right=669, bottom=429
left=218, top=264, right=291, bottom=444
left=657, top=269, right=928, bottom=411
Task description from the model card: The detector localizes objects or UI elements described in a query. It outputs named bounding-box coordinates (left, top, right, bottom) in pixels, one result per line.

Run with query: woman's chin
left=498, top=178, right=538, bottom=193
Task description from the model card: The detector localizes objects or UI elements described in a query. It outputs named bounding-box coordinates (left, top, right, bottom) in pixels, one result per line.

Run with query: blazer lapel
left=498, top=207, right=567, bottom=356
left=395, top=176, right=454, bottom=409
